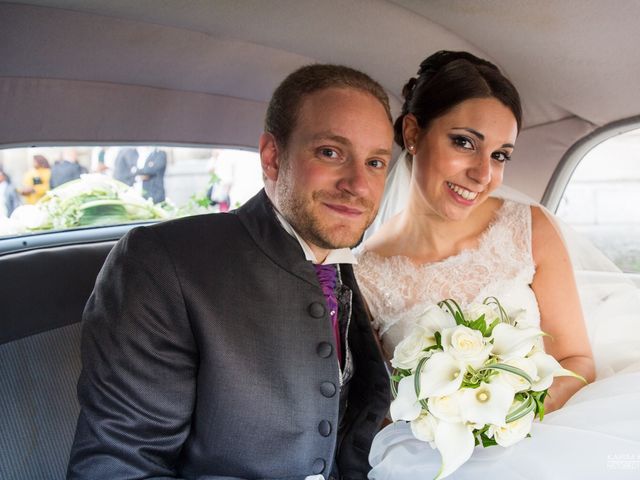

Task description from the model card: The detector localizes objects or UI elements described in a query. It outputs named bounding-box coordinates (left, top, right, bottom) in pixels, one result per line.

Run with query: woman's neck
left=366, top=194, right=502, bottom=264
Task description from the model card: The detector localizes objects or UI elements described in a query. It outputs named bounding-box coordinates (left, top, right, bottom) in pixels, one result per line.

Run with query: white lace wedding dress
left=356, top=200, right=640, bottom=479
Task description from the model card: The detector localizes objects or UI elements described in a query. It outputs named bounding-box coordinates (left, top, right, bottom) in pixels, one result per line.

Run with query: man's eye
left=492, top=151, right=512, bottom=163
left=451, top=135, right=474, bottom=150
left=368, top=159, right=387, bottom=169
left=319, top=148, right=339, bottom=159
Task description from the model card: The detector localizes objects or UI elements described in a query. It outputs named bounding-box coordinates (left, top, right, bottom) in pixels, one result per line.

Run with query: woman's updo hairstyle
left=394, top=50, right=522, bottom=149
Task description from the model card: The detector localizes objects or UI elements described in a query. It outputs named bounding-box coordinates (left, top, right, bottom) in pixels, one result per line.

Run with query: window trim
left=542, top=115, right=640, bottom=213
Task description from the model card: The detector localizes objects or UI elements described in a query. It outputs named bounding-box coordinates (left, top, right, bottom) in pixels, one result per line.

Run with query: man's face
left=262, top=87, right=393, bottom=260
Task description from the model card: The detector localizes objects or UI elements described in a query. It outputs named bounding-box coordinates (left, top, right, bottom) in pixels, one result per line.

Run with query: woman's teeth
left=447, top=182, right=478, bottom=201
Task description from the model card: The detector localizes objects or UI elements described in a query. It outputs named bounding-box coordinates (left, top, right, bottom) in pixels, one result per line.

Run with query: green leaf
left=506, top=393, right=536, bottom=423
left=477, top=363, right=534, bottom=385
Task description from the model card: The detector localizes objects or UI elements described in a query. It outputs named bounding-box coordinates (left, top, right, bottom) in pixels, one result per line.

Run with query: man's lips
left=323, top=202, right=365, bottom=216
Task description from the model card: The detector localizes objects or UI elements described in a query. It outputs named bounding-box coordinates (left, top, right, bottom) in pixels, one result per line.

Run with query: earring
left=407, top=144, right=415, bottom=153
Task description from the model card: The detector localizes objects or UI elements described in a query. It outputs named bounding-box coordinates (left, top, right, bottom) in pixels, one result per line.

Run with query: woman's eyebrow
left=452, top=127, right=484, bottom=140
left=453, top=127, right=514, bottom=148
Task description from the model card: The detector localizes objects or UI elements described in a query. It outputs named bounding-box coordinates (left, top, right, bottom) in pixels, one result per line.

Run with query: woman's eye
left=451, top=135, right=474, bottom=150
left=492, top=151, right=512, bottom=163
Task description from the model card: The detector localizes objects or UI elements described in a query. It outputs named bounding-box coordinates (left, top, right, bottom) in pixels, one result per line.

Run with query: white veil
left=366, top=151, right=640, bottom=379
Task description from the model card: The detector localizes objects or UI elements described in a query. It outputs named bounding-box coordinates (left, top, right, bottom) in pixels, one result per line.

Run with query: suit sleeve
left=67, top=226, right=197, bottom=479
left=136, top=152, right=167, bottom=176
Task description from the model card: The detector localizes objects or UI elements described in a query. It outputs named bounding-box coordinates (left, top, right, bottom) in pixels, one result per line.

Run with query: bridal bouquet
left=390, top=297, right=582, bottom=479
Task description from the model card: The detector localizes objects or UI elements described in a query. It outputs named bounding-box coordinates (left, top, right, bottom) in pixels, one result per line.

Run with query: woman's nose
left=468, top=154, right=492, bottom=185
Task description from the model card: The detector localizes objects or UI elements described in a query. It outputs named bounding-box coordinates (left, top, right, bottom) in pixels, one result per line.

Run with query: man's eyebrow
left=453, top=127, right=514, bottom=149
left=310, top=132, right=392, bottom=156
left=372, top=147, right=393, bottom=157
left=310, top=132, right=352, bottom=145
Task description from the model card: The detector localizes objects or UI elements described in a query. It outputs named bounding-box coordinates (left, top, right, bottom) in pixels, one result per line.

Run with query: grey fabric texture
left=0, top=322, right=82, bottom=480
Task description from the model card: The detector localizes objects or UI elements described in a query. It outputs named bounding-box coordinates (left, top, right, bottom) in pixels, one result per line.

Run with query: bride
left=355, top=51, right=640, bottom=479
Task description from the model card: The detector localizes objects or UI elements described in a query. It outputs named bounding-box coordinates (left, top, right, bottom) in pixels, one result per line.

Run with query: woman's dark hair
left=33, top=154, right=50, bottom=169
left=394, top=50, right=522, bottom=148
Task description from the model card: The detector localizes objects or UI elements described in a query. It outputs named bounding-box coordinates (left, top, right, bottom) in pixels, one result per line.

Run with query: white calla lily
left=528, top=351, right=584, bottom=391
left=433, top=420, right=475, bottom=479
left=488, top=410, right=535, bottom=447
left=458, top=382, right=514, bottom=426
left=416, top=305, right=457, bottom=333
left=492, top=356, right=537, bottom=392
left=491, top=323, right=543, bottom=360
left=390, top=376, right=422, bottom=422
left=418, top=352, right=465, bottom=399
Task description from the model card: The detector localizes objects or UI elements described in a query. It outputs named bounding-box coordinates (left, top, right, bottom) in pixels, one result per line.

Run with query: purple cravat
left=313, top=264, right=342, bottom=365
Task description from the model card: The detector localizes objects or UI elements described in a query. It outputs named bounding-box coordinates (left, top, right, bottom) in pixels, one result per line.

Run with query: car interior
left=1, top=1, right=639, bottom=478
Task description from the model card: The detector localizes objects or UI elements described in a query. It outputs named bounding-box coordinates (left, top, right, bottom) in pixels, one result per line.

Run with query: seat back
left=0, top=241, right=114, bottom=480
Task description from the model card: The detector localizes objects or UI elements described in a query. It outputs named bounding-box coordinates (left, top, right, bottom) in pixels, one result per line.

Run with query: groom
left=68, top=64, right=393, bottom=480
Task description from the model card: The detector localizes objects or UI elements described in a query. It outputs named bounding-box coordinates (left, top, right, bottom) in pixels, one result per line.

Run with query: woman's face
left=406, top=97, right=518, bottom=222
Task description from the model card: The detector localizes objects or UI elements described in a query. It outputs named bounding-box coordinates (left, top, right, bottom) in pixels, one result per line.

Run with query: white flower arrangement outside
left=389, top=297, right=584, bottom=479
left=1, top=174, right=173, bottom=236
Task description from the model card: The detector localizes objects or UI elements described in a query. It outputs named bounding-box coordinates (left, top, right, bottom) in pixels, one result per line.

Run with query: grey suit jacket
left=67, top=190, right=390, bottom=480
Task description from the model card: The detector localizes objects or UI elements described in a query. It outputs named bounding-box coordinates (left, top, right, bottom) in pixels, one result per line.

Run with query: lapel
left=234, top=189, right=319, bottom=288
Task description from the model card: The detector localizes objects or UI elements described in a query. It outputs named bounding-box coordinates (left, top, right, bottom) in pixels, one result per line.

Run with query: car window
left=556, top=127, right=640, bottom=273
left=0, top=146, right=263, bottom=238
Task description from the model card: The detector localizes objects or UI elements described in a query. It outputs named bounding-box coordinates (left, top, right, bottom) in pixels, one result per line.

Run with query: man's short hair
left=265, top=64, right=392, bottom=149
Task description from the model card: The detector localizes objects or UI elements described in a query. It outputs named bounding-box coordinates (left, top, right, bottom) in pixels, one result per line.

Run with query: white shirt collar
left=273, top=208, right=357, bottom=265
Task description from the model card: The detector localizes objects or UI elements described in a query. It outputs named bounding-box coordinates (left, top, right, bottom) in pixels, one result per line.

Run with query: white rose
left=410, top=412, right=439, bottom=445
left=488, top=411, right=535, bottom=447
left=441, top=325, right=492, bottom=368
left=391, top=325, right=434, bottom=370
left=428, top=391, right=464, bottom=423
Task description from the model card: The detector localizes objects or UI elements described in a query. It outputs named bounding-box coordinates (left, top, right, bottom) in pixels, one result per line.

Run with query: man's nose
left=336, top=160, right=369, bottom=197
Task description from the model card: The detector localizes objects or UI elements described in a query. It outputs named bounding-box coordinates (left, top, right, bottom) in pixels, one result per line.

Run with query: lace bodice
left=355, top=200, right=539, bottom=355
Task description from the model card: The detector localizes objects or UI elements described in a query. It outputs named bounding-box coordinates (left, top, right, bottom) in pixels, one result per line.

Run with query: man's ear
left=402, top=113, right=420, bottom=150
left=259, top=132, right=281, bottom=182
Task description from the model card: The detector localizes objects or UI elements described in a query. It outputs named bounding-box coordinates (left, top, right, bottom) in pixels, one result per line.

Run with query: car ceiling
left=1, top=0, right=639, bottom=199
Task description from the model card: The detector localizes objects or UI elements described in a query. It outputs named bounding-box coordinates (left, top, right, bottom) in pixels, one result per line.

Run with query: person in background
left=49, top=148, right=84, bottom=189
left=19, top=154, right=51, bottom=204
left=135, top=148, right=167, bottom=203
left=0, top=169, right=22, bottom=218
left=112, top=147, right=139, bottom=186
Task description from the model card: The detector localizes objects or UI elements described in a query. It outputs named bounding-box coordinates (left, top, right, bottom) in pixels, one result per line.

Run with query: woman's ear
left=402, top=114, right=420, bottom=152
left=259, top=132, right=280, bottom=181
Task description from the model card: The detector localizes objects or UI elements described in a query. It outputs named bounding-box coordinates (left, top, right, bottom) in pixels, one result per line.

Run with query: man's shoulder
left=148, top=211, right=243, bottom=238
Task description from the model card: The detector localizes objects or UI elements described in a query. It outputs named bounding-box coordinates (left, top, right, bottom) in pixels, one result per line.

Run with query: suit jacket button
left=316, top=342, right=333, bottom=358
left=308, top=302, right=326, bottom=318
left=318, top=420, right=332, bottom=437
left=320, top=381, right=337, bottom=397
left=312, top=458, right=325, bottom=474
